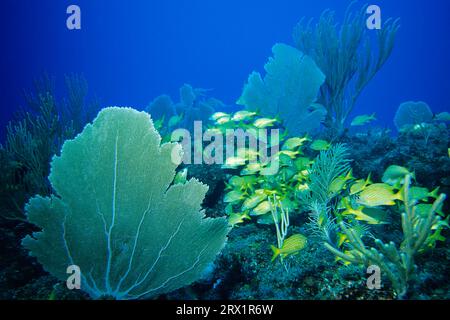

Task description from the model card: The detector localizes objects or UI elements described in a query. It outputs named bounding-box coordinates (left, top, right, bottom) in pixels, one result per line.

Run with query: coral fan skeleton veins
left=22, top=108, right=229, bottom=300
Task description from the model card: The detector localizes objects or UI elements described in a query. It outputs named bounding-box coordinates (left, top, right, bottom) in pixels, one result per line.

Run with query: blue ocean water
left=1, top=0, right=449, bottom=136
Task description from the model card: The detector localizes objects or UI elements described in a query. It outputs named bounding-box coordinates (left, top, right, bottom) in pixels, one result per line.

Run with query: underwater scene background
left=0, top=0, right=449, bottom=301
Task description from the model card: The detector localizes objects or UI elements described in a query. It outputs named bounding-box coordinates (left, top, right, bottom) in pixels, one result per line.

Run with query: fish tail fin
left=274, top=114, right=283, bottom=124
left=395, top=186, right=405, bottom=202
left=270, top=245, right=280, bottom=262
left=430, top=187, right=440, bottom=199
left=371, top=113, right=377, bottom=119
left=366, top=172, right=373, bottom=185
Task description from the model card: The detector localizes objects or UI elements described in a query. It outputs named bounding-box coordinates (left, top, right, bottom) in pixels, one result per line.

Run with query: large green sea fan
left=22, top=107, right=229, bottom=300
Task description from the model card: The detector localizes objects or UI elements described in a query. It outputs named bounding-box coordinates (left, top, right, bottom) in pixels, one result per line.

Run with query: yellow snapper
left=211, top=112, right=230, bottom=121
left=204, top=127, right=223, bottom=136
left=228, top=176, right=245, bottom=189
left=216, top=115, right=232, bottom=125
left=253, top=118, right=277, bottom=129
left=232, top=110, right=257, bottom=121
left=310, top=139, right=331, bottom=151
left=382, top=165, right=414, bottom=186
left=294, top=157, right=313, bottom=170
left=241, top=163, right=264, bottom=175
left=251, top=200, right=272, bottom=216
left=341, top=198, right=388, bottom=224
left=222, top=156, right=247, bottom=169
left=224, top=190, right=246, bottom=203
left=237, top=148, right=259, bottom=161
left=356, top=183, right=403, bottom=207
left=277, top=150, right=300, bottom=159
left=351, top=113, right=376, bottom=126
left=282, top=137, right=308, bottom=150
left=242, top=192, right=267, bottom=211
left=329, top=170, right=354, bottom=195
left=228, top=212, right=251, bottom=227
left=350, top=173, right=372, bottom=195
left=271, top=234, right=308, bottom=262
left=296, top=183, right=310, bottom=192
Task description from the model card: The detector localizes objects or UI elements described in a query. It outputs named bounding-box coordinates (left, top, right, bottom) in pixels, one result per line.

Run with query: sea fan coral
left=237, top=43, right=326, bottom=136
left=22, top=107, right=229, bottom=300
left=394, top=101, right=434, bottom=130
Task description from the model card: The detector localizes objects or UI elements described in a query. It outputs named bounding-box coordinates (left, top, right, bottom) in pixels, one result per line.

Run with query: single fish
left=228, top=212, right=251, bottom=227
left=294, top=157, right=313, bottom=171
left=211, top=112, right=230, bottom=121
left=282, top=137, right=308, bottom=150
left=357, top=183, right=403, bottom=207
left=222, top=156, right=247, bottom=169
left=242, top=192, right=267, bottom=211
left=237, top=148, right=259, bottom=161
left=296, top=183, right=310, bottom=192
left=224, top=190, right=246, bottom=203
left=228, top=176, right=244, bottom=189
left=350, top=173, right=372, bottom=195
left=276, top=150, right=300, bottom=159
left=351, top=113, right=376, bottom=126
left=204, top=127, right=223, bottom=136
left=382, top=165, right=414, bottom=186
left=241, top=163, right=264, bottom=175
left=271, top=234, right=308, bottom=262
left=329, top=170, right=354, bottom=195
left=232, top=110, right=257, bottom=122
left=253, top=118, right=277, bottom=129
left=342, top=198, right=388, bottom=224
left=216, top=115, right=232, bottom=125
left=310, top=139, right=331, bottom=151
left=251, top=200, right=272, bottom=216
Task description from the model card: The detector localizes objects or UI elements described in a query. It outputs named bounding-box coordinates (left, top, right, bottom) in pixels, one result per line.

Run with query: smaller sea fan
left=394, top=101, right=433, bottom=130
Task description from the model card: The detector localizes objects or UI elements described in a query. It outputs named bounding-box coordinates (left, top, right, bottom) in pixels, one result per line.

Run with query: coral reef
left=0, top=2, right=448, bottom=302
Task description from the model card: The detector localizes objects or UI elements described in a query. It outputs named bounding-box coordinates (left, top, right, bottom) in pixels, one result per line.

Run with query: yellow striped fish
left=271, top=234, right=307, bottom=262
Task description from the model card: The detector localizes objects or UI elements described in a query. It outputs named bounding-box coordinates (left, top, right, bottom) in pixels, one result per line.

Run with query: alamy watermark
left=65, top=3, right=383, bottom=31
left=66, top=5, right=81, bottom=30
left=367, top=265, right=382, bottom=290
